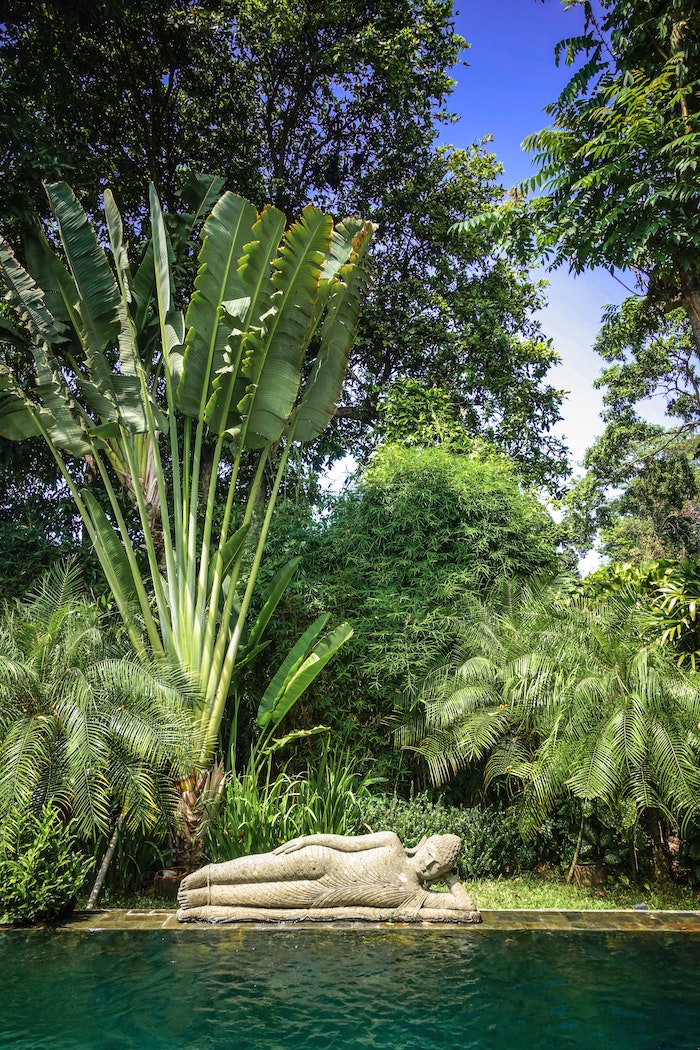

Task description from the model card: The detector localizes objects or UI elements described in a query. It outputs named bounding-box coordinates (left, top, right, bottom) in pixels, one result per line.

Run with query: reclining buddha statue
left=177, top=831, right=481, bottom=924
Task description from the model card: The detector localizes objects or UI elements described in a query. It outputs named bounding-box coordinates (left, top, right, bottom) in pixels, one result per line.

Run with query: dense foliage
left=559, top=300, right=700, bottom=563
left=0, top=564, right=201, bottom=837
left=205, top=747, right=376, bottom=861
left=0, top=180, right=372, bottom=765
left=459, top=1, right=700, bottom=338
left=476, top=0, right=700, bottom=569
left=0, top=805, right=92, bottom=925
left=399, top=583, right=700, bottom=853
left=252, top=443, right=561, bottom=776
left=331, top=145, right=568, bottom=487
left=359, top=793, right=537, bottom=880
left=0, top=0, right=461, bottom=227
left=2, top=1, right=700, bottom=899
left=0, top=1, right=568, bottom=495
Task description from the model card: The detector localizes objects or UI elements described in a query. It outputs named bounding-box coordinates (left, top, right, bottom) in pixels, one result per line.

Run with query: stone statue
left=176, top=831, right=481, bottom=924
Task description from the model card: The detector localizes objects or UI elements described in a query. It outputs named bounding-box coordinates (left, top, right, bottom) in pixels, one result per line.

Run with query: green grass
left=469, top=871, right=700, bottom=911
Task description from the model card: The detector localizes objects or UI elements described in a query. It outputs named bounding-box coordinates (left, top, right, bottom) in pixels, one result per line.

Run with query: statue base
left=176, top=905, right=482, bottom=924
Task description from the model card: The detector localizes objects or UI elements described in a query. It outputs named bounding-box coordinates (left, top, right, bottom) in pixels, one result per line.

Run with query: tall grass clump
left=204, top=747, right=378, bottom=861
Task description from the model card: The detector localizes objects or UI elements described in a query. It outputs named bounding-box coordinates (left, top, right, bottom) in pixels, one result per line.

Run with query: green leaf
left=44, top=182, right=121, bottom=354
left=243, top=556, right=302, bottom=658
left=202, top=202, right=286, bottom=435
left=238, top=206, right=333, bottom=448
left=207, top=524, right=250, bottom=596
left=0, top=366, right=42, bottom=440
left=0, top=235, right=64, bottom=345
left=177, top=172, right=226, bottom=228
left=149, top=184, right=173, bottom=319
left=258, top=620, right=353, bottom=730
left=32, top=342, right=91, bottom=455
left=81, top=490, right=141, bottom=609
left=103, top=189, right=132, bottom=306
left=261, top=724, right=331, bottom=755
left=294, top=219, right=374, bottom=443
left=178, top=192, right=260, bottom=419
left=256, top=613, right=331, bottom=729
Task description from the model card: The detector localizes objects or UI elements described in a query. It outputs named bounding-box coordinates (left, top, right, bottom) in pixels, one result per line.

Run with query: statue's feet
left=177, top=886, right=193, bottom=910
left=179, top=866, right=210, bottom=893
left=177, top=885, right=213, bottom=910
left=177, top=875, right=211, bottom=910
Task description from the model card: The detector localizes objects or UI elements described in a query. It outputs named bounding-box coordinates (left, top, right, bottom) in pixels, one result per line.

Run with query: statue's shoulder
left=378, top=830, right=402, bottom=843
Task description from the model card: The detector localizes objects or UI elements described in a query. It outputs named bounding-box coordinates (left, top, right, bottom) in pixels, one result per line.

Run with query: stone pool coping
left=8, top=907, right=698, bottom=933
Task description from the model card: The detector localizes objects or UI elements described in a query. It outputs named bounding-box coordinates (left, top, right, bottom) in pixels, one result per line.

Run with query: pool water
left=2, top=927, right=699, bottom=1049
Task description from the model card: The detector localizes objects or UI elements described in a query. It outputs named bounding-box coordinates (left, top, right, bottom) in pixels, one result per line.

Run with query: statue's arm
left=419, top=875, right=477, bottom=911
left=443, top=874, right=477, bottom=911
left=273, top=831, right=398, bottom=855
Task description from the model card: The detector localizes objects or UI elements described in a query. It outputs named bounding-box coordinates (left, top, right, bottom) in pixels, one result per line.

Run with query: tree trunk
left=680, top=273, right=700, bottom=358
left=644, top=808, right=673, bottom=885
left=566, top=812, right=586, bottom=885
left=86, top=814, right=123, bottom=910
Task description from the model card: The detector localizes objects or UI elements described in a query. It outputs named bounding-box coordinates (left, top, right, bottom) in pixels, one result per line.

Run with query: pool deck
left=25, top=907, right=700, bottom=934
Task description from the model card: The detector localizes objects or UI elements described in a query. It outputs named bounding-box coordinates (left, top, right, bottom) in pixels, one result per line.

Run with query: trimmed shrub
left=359, top=793, right=537, bottom=880
left=0, top=806, right=92, bottom=925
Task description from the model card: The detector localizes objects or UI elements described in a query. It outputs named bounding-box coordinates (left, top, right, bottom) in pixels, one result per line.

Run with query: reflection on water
left=2, top=927, right=700, bottom=1049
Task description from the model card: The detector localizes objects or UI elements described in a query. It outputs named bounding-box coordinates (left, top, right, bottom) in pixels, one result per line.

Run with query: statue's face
left=414, top=838, right=454, bottom=881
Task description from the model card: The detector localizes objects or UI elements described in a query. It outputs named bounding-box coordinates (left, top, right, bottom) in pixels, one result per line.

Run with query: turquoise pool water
left=2, top=927, right=699, bottom=1049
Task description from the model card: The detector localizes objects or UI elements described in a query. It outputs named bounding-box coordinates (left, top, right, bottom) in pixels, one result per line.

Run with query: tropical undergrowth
left=0, top=804, right=93, bottom=925
left=204, top=744, right=378, bottom=861
left=248, top=442, right=562, bottom=780
left=396, top=580, right=700, bottom=884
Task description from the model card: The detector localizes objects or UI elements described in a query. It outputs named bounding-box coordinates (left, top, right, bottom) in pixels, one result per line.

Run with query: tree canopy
left=254, top=441, right=562, bottom=774
left=332, top=145, right=567, bottom=487
left=0, top=0, right=461, bottom=228
left=0, top=1, right=569, bottom=492
left=457, top=0, right=700, bottom=552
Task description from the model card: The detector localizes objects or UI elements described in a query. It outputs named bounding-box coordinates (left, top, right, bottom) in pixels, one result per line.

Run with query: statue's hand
left=273, top=837, right=305, bottom=855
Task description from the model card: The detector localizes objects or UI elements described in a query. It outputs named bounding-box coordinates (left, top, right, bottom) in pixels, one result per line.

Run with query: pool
left=3, top=926, right=699, bottom=1049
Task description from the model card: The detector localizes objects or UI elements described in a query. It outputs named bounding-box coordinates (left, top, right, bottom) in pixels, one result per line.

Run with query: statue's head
left=413, top=834, right=461, bottom=881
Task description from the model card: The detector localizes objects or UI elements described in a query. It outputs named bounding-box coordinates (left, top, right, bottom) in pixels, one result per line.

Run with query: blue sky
left=443, top=1, right=664, bottom=468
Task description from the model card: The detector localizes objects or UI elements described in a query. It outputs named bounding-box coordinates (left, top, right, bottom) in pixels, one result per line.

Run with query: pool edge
left=4, top=907, right=700, bottom=933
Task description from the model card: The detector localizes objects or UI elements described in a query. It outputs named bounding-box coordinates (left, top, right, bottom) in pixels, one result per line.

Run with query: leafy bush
left=359, top=793, right=537, bottom=880
left=205, top=749, right=378, bottom=861
left=0, top=806, right=92, bottom=925
left=254, top=442, right=561, bottom=777
left=0, top=561, right=201, bottom=839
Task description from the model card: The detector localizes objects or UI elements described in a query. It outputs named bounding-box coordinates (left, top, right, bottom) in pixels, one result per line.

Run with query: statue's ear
left=405, top=836, right=427, bottom=857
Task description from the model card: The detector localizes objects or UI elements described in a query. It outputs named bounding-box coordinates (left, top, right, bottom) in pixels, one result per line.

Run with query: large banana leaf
left=0, top=366, right=42, bottom=440
left=294, top=219, right=375, bottom=443
left=177, top=192, right=260, bottom=420
left=238, top=207, right=333, bottom=448
left=256, top=613, right=331, bottom=730
left=0, top=235, right=64, bottom=345
left=45, top=182, right=121, bottom=354
left=103, top=189, right=132, bottom=308
left=45, top=183, right=151, bottom=433
left=80, top=490, right=141, bottom=610
left=257, top=618, right=353, bottom=731
left=32, top=342, right=92, bottom=456
left=23, top=227, right=89, bottom=356
left=201, top=203, right=285, bottom=436
left=241, top=556, right=302, bottom=658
